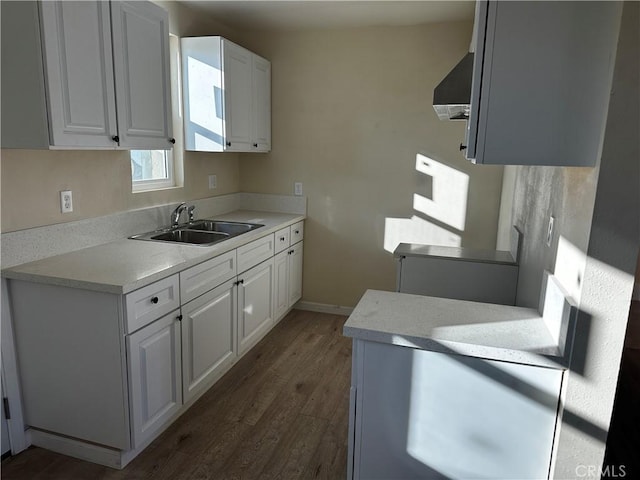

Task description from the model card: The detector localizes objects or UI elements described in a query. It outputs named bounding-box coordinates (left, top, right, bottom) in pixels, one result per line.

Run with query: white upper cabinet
left=110, top=1, right=173, bottom=149
left=0, top=0, right=173, bottom=150
left=223, top=41, right=253, bottom=150
left=252, top=56, right=272, bottom=152
left=182, top=36, right=272, bottom=153
left=464, top=1, right=623, bottom=166
left=39, top=2, right=118, bottom=148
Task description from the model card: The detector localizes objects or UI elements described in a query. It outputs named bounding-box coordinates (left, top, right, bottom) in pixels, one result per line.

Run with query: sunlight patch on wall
left=414, top=154, right=469, bottom=231
left=553, top=236, right=588, bottom=305
left=383, top=155, right=468, bottom=253
left=384, top=216, right=461, bottom=253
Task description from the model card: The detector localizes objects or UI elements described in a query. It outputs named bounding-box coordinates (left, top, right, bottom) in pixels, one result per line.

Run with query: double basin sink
left=130, top=220, right=264, bottom=246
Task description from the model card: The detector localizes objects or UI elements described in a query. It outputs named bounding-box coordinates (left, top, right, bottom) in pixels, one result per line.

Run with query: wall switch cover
left=294, top=182, right=303, bottom=196
left=60, top=190, right=73, bottom=213
left=208, top=175, right=217, bottom=189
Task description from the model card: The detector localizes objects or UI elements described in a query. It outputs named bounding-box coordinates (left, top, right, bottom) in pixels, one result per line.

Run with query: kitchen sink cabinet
left=181, top=36, right=271, bottom=153
left=237, top=259, right=275, bottom=355
left=5, top=218, right=302, bottom=468
left=0, top=0, right=173, bottom=150
left=127, top=310, right=182, bottom=449
left=464, top=0, right=622, bottom=166
left=181, top=278, right=237, bottom=404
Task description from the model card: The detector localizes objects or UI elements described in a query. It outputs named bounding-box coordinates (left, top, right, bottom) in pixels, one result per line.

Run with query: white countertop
left=394, top=243, right=517, bottom=265
left=2, top=210, right=304, bottom=295
left=343, top=290, right=570, bottom=369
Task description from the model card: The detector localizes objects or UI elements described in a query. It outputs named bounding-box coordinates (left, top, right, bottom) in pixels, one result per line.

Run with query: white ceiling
left=177, top=1, right=475, bottom=31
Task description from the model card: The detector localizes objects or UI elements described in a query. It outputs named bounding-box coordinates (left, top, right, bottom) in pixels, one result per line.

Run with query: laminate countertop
left=343, top=287, right=576, bottom=369
left=2, top=210, right=304, bottom=295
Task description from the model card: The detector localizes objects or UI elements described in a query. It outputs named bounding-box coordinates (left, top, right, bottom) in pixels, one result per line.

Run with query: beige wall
left=0, top=1, right=240, bottom=233
left=238, top=23, right=504, bottom=307
left=0, top=149, right=239, bottom=232
left=1, top=10, right=506, bottom=309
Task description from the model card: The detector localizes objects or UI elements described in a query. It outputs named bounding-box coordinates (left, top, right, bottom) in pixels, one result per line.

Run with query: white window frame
left=131, top=149, right=175, bottom=192
left=131, top=34, right=182, bottom=193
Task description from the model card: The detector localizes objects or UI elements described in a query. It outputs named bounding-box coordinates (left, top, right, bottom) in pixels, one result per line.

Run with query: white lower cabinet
left=127, top=310, right=182, bottom=449
left=274, top=250, right=289, bottom=320
left=238, top=258, right=275, bottom=355
left=274, top=241, right=304, bottom=322
left=6, top=221, right=302, bottom=468
left=181, top=278, right=237, bottom=403
left=288, top=242, right=303, bottom=307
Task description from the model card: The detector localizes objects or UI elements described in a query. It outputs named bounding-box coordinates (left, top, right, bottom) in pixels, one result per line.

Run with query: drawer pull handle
left=280, top=236, right=285, bottom=241
left=294, top=230, right=299, bottom=235
left=112, top=135, right=119, bottom=143
left=177, top=314, right=183, bottom=321
left=150, top=296, right=159, bottom=304
left=235, top=279, right=244, bottom=286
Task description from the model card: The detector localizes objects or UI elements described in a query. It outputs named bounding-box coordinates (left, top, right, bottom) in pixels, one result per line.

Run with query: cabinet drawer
left=180, top=250, right=237, bottom=304
left=125, top=275, right=180, bottom=334
left=274, top=227, right=290, bottom=254
left=290, top=221, right=304, bottom=244
left=237, top=234, right=274, bottom=274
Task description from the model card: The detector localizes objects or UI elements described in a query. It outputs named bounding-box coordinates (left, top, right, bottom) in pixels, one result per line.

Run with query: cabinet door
left=181, top=279, right=237, bottom=403
left=353, top=341, right=562, bottom=480
left=222, top=40, right=252, bottom=151
left=238, top=258, right=274, bottom=355
left=288, top=242, right=303, bottom=307
left=466, top=1, right=621, bottom=166
left=181, top=36, right=224, bottom=152
left=273, top=250, right=289, bottom=322
left=111, top=1, right=173, bottom=149
left=39, top=1, right=118, bottom=147
left=252, top=55, right=271, bottom=152
left=127, top=311, right=182, bottom=449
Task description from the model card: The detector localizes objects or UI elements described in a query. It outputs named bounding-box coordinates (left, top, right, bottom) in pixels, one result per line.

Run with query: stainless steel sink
left=129, top=220, right=264, bottom=246
left=185, top=220, right=263, bottom=236
left=151, top=229, right=229, bottom=245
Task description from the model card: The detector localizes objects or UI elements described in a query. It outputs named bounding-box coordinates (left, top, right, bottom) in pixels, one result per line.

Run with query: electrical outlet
left=60, top=190, right=73, bottom=213
left=208, top=175, right=217, bottom=190
left=546, top=216, right=554, bottom=246
left=294, top=182, right=303, bottom=196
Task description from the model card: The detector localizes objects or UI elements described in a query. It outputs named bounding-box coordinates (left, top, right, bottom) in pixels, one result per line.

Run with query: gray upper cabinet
left=465, top=1, right=623, bottom=166
left=0, top=1, right=172, bottom=150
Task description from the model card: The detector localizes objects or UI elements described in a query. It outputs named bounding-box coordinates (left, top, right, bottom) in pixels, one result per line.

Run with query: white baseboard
left=294, top=301, right=353, bottom=316
left=29, top=429, right=124, bottom=469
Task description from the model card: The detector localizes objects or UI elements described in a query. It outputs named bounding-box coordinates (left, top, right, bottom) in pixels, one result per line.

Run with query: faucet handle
left=187, top=205, right=196, bottom=222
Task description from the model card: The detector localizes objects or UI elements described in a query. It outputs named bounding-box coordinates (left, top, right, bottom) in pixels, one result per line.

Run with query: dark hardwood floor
left=1, top=310, right=352, bottom=480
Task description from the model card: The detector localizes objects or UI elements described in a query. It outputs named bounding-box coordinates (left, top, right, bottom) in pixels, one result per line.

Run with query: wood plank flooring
left=1, top=310, right=352, bottom=480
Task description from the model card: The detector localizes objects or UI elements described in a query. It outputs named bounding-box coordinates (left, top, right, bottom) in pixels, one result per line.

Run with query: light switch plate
left=208, top=175, right=217, bottom=190
left=294, top=182, right=303, bottom=196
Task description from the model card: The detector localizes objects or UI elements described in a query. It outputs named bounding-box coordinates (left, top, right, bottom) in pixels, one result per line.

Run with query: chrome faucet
left=188, top=205, right=196, bottom=223
left=170, top=202, right=188, bottom=228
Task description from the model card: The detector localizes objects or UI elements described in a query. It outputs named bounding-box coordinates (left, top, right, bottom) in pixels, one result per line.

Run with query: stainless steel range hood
left=432, top=52, right=474, bottom=121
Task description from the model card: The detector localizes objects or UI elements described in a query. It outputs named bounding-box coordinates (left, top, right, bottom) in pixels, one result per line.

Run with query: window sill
left=132, top=184, right=183, bottom=194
